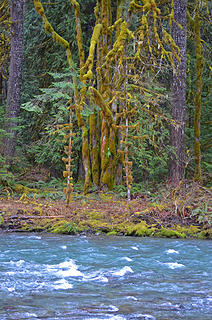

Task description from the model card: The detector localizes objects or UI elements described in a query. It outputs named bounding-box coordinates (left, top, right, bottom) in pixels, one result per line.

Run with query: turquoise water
left=0, top=233, right=211, bottom=320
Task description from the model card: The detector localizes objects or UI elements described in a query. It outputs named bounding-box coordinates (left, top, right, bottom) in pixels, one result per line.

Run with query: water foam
left=108, top=305, right=119, bottom=312
left=112, top=266, right=133, bottom=276
left=83, top=273, right=109, bottom=283
left=90, top=317, right=126, bottom=320
left=131, top=246, right=139, bottom=251
left=56, top=259, right=83, bottom=277
left=136, top=315, right=156, bottom=320
left=9, top=259, right=25, bottom=267
left=54, top=278, right=73, bottom=289
left=122, top=256, right=133, bottom=262
left=6, top=271, right=15, bottom=276
left=166, top=249, right=179, bottom=254
left=126, top=296, right=138, bottom=301
left=165, top=262, right=185, bottom=269
left=28, top=235, right=41, bottom=239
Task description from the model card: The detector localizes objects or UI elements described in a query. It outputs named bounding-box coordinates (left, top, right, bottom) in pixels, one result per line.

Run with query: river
left=0, top=233, right=211, bottom=320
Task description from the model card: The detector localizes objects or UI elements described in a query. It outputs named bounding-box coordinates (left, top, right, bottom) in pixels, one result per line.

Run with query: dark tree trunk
left=169, top=0, right=187, bottom=184
left=4, top=0, right=24, bottom=166
left=193, top=0, right=203, bottom=184
left=0, top=75, right=7, bottom=105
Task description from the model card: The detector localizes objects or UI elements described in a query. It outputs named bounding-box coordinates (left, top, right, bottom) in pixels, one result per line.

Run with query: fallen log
left=8, top=215, right=65, bottom=220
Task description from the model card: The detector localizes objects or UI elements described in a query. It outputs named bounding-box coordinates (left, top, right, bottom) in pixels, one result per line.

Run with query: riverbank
left=0, top=182, right=211, bottom=239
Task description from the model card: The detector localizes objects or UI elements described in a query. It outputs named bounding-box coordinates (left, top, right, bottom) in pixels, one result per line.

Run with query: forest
left=0, top=0, right=211, bottom=238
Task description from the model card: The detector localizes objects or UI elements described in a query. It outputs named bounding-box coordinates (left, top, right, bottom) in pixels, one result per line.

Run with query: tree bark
left=169, top=0, right=187, bottom=184
left=193, top=0, right=203, bottom=184
left=4, top=0, right=24, bottom=166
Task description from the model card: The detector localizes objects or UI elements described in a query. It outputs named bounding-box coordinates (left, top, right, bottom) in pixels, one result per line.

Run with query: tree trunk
left=169, top=0, right=187, bottom=184
left=0, top=75, right=7, bottom=105
left=4, top=0, right=24, bottom=166
left=193, top=0, right=203, bottom=184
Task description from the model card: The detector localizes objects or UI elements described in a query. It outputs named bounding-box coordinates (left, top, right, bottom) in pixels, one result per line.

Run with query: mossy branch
left=69, top=0, right=85, bottom=71
left=81, top=23, right=102, bottom=80
left=89, top=86, right=113, bottom=126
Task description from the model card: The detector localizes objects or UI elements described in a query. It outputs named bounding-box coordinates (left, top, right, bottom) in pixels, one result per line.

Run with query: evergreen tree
left=4, top=0, right=25, bottom=165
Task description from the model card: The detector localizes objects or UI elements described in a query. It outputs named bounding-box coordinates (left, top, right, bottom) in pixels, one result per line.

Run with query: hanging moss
left=33, top=0, right=185, bottom=195
left=102, top=21, right=133, bottom=67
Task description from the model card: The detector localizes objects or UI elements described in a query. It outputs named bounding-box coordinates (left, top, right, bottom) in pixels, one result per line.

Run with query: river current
left=0, top=233, right=211, bottom=320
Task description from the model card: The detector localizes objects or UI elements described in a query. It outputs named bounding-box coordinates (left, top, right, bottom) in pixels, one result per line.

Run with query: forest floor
left=0, top=180, right=211, bottom=239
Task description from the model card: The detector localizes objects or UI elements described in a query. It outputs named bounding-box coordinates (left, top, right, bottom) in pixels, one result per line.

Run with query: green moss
left=107, top=230, right=118, bottom=236
left=20, top=218, right=54, bottom=232
left=155, top=228, right=186, bottom=238
left=90, top=87, right=113, bottom=125
left=102, top=170, right=114, bottom=190
left=50, top=220, right=78, bottom=234
left=44, top=21, right=53, bottom=34
left=14, top=183, right=38, bottom=194
left=198, top=229, right=212, bottom=240
left=175, top=225, right=200, bottom=237
left=83, top=219, right=111, bottom=233
left=125, top=221, right=156, bottom=237
left=99, top=193, right=113, bottom=201
left=34, top=0, right=44, bottom=16
left=82, top=24, right=102, bottom=73
left=87, top=210, right=102, bottom=220
left=0, top=216, right=3, bottom=225
left=82, top=127, right=91, bottom=194
left=89, top=113, right=99, bottom=187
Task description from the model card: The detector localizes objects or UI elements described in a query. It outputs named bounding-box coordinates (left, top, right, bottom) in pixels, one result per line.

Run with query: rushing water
left=0, top=233, right=211, bottom=320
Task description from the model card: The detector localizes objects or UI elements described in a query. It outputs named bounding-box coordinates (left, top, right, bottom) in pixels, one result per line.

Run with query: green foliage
left=4, top=0, right=210, bottom=192
left=128, top=87, right=173, bottom=183
left=22, top=0, right=96, bottom=104
left=191, top=202, right=212, bottom=225
left=0, top=161, right=14, bottom=187
left=0, top=104, right=15, bottom=188
left=20, top=69, right=80, bottom=177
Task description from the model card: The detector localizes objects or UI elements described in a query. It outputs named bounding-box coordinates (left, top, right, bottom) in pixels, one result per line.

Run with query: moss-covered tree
left=33, top=0, right=181, bottom=197
left=187, top=0, right=210, bottom=184
left=169, top=0, right=187, bottom=184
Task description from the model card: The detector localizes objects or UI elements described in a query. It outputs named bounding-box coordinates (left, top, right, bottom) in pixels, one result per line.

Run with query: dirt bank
left=0, top=189, right=211, bottom=239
